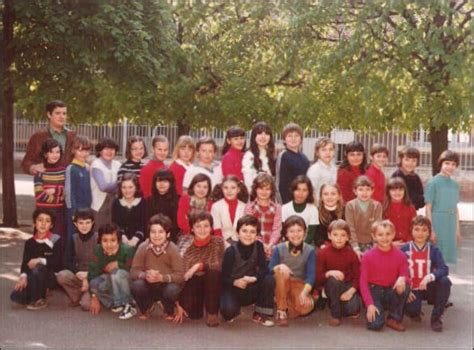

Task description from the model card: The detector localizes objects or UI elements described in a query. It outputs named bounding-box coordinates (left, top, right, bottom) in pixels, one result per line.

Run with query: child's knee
left=437, top=276, right=452, bottom=289
left=56, top=270, right=73, bottom=284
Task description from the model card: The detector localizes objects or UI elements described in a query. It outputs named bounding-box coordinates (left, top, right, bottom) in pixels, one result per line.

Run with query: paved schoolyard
left=0, top=223, right=472, bottom=349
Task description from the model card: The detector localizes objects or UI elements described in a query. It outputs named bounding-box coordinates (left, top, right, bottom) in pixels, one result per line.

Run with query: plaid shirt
left=244, top=200, right=282, bottom=245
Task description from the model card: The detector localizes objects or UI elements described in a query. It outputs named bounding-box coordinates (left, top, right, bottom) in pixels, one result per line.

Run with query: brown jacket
left=21, top=127, right=76, bottom=174
left=345, top=199, right=383, bottom=248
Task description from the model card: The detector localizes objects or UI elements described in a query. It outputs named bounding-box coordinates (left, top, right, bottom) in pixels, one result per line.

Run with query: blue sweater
left=400, top=241, right=449, bottom=281
left=276, top=149, right=309, bottom=204
left=65, top=160, right=92, bottom=209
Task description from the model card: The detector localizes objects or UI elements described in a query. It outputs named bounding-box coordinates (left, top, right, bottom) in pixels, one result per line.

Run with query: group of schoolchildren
left=12, top=103, right=462, bottom=333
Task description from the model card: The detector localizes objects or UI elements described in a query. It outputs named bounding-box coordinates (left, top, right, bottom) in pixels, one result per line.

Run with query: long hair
left=211, top=175, right=249, bottom=202
left=383, top=177, right=412, bottom=213
left=248, top=122, right=276, bottom=176
left=318, top=183, right=344, bottom=227
left=289, top=175, right=314, bottom=204
left=250, top=173, right=277, bottom=201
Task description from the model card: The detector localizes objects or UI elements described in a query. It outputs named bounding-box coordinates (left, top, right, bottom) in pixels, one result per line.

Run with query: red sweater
left=169, top=161, right=187, bottom=196
left=359, top=246, right=410, bottom=307
left=221, top=147, right=244, bottom=181
left=384, top=202, right=417, bottom=242
left=337, top=166, right=361, bottom=204
left=365, top=164, right=385, bottom=204
left=316, top=244, right=360, bottom=290
left=139, top=160, right=165, bottom=198
left=177, top=195, right=213, bottom=234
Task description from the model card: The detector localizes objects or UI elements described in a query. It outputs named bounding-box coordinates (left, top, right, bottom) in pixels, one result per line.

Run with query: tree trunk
left=177, top=118, right=190, bottom=136
left=429, top=124, right=448, bottom=176
left=2, top=0, right=18, bottom=227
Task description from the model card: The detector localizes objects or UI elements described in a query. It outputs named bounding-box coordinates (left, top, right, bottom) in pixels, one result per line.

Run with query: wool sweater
left=146, top=194, right=179, bottom=240
left=139, top=159, right=166, bottom=198
left=276, top=149, right=310, bottom=204
left=182, top=236, right=224, bottom=273
left=20, top=234, right=62, bottom=276
left=90, top=158, right=120, bottom=211
left=316, top=244, right=360, bottom=290
left=177, top=195, right=213, bottom=234
left=365, top=164, right=386, bottom=204
left=68, top=231, right=98, bottom=273
left=306, top=160, right=338, bottom=203
left=359, top=246, right=410, bottom=307
left=242, top=149, right=272, bottom=193
left=112, top=198, right=147, bottom=242
left=88, top=243, right=136, bottom=281
left=130, top=240, right=184, bottom=284
left=182, top=161, right=223, bottom=192
left=64, top=159, right=92, bottom=209
left=211, top=198, right=246, bottom=241
left=337, top=166, right=361, bottom=204
left=345, top=198, right=383, bottom=250
left=391, top=169, right=425, bottom=210
left=384, top=202, right=417, bottom=242
left=34, top=165, right=66, bottom=208
left=281, top=201, right=318, bottom=244
left=169, top=160, right=189, bottom=196
left=221, top=147, right=244, bottom=181
left=117, top=159, right=145, bottom=182
left=244, top=200, right=282, bottom=245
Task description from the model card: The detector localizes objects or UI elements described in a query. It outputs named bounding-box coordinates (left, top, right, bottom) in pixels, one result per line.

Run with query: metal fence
left=13, top=119, right=474, bottom=170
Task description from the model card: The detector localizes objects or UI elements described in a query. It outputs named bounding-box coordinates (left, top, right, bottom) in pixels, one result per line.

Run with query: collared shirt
left=48, top=125, right=68, bottom=150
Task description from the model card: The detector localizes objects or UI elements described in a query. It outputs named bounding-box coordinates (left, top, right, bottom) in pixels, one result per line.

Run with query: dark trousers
left=65, top=207, right=76, bottom=268
left=324, top=277, right=361, bottom=319
left=179, top=270, right=220, bottom=320
left=404, top=276, right=451, bottom=320
left=220, top=275, right=275, bottom=321
left=131, top=279, right=181, bottom=315
left=366, top=284, right=410, bottom=330
left=10, top=265, right=57, bottom=304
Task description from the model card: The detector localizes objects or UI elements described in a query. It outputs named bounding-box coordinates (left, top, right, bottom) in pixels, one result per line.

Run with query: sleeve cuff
left=303, top=284, right=312, bottom=293
left=39, top=258, right=47, bottom=266
left=430, top=273, right=436, bottom=282
left=20, top=273, right=27, bottom=279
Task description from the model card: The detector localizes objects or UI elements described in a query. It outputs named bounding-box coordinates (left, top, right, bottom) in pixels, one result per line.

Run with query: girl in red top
left=177, top=173, right=213, bottom=234
left=383, top=177, right=417, bottom=247
left=221, top=126, right=246, bottom=181
left=169, top=136, right=195, bottom=196
left=337, top=141, right=367, bottom=204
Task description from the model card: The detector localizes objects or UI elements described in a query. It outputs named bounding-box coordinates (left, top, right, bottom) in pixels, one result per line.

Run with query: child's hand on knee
left=407, top=291, right=416, bottom=303
left=14, top=276, right=27, bottom=291
left=366, top=304, right=379, bottom=322
left=393, top=277, right=406, bottom=295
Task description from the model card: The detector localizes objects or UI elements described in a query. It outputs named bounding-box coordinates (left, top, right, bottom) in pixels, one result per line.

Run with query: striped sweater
left=34, top=166, right=66, bottom=208
left=182, top=236, right=224, bottom=274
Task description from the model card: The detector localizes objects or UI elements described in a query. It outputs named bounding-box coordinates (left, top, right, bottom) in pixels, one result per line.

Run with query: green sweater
left=88, top=243, right=136, bottom=281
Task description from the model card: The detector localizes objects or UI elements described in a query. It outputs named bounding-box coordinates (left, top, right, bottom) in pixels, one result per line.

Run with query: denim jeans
left=10, top=265, right=57, bottom=304
left=324, top=277, right=361, bottom=319
left=131, top=280, right=181, bottom=315
left=366, top=284, right=410, bottom=330
left=89, top=269, right=132, bottom=309
left=404, top=276, right=451, bottom=320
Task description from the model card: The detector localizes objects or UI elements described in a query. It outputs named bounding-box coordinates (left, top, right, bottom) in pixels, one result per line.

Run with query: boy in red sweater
left=360, top=220, right=410, bottom=331
left=365, top=143, right=389, bottom=204
left=316, top=219, right=361, bottom=326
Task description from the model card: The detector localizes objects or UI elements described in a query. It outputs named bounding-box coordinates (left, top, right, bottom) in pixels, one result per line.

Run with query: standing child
left=365, top=143, right=389, bottom=204
left=220, top=215, right=275, bottom=326
left=182, top=136, right=222, bottom=192
left=179, top=212, right=224, bottom=327
left=221, top=126, right=246, bottom=181
left=337, top=141, right=367, bottom=203
left=57, top=208, right=97, bottom=310
left=10, top=209, right=62, bottom=310
left=401, top=216, right=451, bottom=332
left=360, top=220, right=410, bottom=331
left=316, top=219, right=361, bottom=326
left=88, top=223, right=136, bottom=320
left=117, top=136, right=147, bottom=181
left=177, top=174, right=213, bottom=234
left=269, top=216, right=316, bottom=326
left=131, top=214, right=184, bottom=321
left=345, top=176, right=383, bottom=258
left=306, top=137, right=337, bottom=203
left=65, top=136, right=92, bottom=265
left=316, top=183, right=345, bottom=248
left=169, top=135, right=195, bottom=196
left=276, top=123, right=310, bottom=204
left=424, top=150, right=461, bottom=264
left=242, top=121, right=276, bottom=193
left=391, top=146, right=424, bottom=210
left=90, top=137, right=120, bottom=229
left=146, top=169, right=179, bottom=242
left=34, top=139, right=66, bottom=260
left=140, top=135, right=168, bottom=199
left=211, top=175, right=248, bottom=243
left=244, top=174, right=282, bottom=259
left=112, top=173, right=147, bottom=248
left=383, top=177, right=417, bottom=246
left=281, top=176, right=319, bottom=245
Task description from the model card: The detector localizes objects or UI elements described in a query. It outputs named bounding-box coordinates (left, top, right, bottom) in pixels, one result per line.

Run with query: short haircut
left=397, top=146, right=420, bottom=166
left=118, top=173, right=142, bottom=199
left=98, top=222, right=121, bottom=243
left=353, top=175, right=374, bottom=189
left=187, top=173, right=212, bottom=198
left=370, top=143, right=389, bottom=156
left=410, top=215, right=432, bottom=238
left=282, top=123, right=304, bottom=140
left=438, top=150, right=460, bottom=169
left=172, top=135, right=195, bottom=162
left=152, top=135, right=169, bottom=148
left=95, top=137, right=119, bottom=158
left=46, top=100, right=66, bottom=114
left=313, top=137, right=335, bottom=162
left=147, top=213, right=173, bottom=237
left=250, top=173, right=276, bottom=201
left=281, top=215, right=307, bottom=240
left=236, top=215, right=260, bottom=236
left=339, top=141, right=367, bottom=172
left=73, top=208, right=95, bottom=222
left=371, top=219, right=395, bottom=235
left=289, top=175, right=315, bottom=204
left=71, top=135, right=92, bottom=159
left=125, top=136, right=148, bottom=160
left=189, top=211, right=214, bottom=231
left=328, top=219, right=351, bottom=238
left=40, top=138, right=63, bottom=165
left=384, top=177, right=411, bottom=210
left=196, top=136, right=217, bottom=152
left=32, top=207, right=56, bottom=228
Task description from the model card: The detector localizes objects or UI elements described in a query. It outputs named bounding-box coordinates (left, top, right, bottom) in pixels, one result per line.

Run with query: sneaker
left=328, top=317, right=341, bottom=327
left=119, top=303, right=137, bottom=320
left=386, top=318, right=406, bottom=332
left=27, top=299, right=48, bottom=311
left=206, top=313, right=219, bottom=327
left=252, top=312, right=274, bottom=327
left=276, top=310, right=288, bottom=327
left=111, top=305, right=125, bottom=313
left=431, top=318, right=443, bottom=332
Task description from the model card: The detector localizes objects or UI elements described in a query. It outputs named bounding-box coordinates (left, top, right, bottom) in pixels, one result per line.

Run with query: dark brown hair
left=289, top=175, right=314, bottom=204
left=117, top=173, right=142, bottom=199
left=125, top=136, right=148, bottom=160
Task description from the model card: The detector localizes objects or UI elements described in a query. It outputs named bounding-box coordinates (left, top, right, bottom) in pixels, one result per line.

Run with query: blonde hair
left=371, top=219, right=395, bottom=235
left=313, top=137, right=335, bottom=162
left=171, top=135, right=195, bottom=162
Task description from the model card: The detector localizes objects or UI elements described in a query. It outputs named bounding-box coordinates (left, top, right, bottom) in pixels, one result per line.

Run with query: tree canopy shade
left=1, top=0, right=473, bottom=226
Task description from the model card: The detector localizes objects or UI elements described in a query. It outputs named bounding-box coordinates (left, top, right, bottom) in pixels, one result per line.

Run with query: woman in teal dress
left=425, top=150, right=461, bottom=264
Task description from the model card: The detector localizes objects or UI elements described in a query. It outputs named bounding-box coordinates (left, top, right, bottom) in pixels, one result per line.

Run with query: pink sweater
left=359, top=246, right=410, bottom=307
left=221, top=147, right=244, bottom=181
